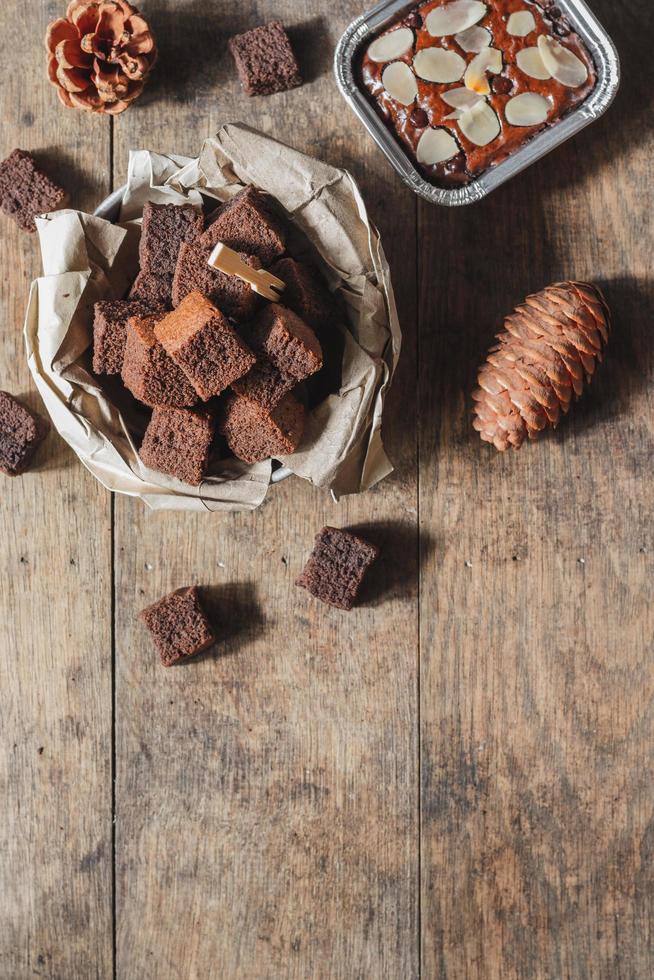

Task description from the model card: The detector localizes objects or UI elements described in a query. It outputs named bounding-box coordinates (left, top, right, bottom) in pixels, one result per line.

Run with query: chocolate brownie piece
left=93, top=299, right=157, bottom=375
left=0, top=391, right=49, bottom=476
left=140, top=405, right=215, bottom=486
left=296, top=527, right=380, bottom=611
left=121, top=314, right=198, bottom=408
left=140, top=586, right=215, bottom=667
left=229, top=21, right=302, bottom=97
left=231, top=358, right=296, bottom=411
left=128, top=269, right=174, bottom=310
left=154, top=291, right=255, bottom=401
left=220, top=392, right=305, bottom=463
left=248, top=304, right=322, bottom=380
left=172, top=239, right=261, bottom=320
left=270, top=258, right=335, bottom=332
left=201, top=186, right=286, bottom=265
left=139, top=202, right=204, bottom=276
left=0, top=149, right=67, bottom=232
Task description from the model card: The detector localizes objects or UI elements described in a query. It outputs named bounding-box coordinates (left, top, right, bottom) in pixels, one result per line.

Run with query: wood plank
left=111, top=2, right=419, bottom=976
left=0, top=3, right=113, bottom=978
left=419, top=2, right=654, bottom=977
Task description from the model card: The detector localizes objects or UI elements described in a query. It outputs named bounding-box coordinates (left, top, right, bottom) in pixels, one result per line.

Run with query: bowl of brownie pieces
left=25, top=129, right=400, bottom=511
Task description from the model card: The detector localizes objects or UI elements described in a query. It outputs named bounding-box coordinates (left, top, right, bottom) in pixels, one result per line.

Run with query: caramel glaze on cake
left=359, top=0, right=596, bottom=188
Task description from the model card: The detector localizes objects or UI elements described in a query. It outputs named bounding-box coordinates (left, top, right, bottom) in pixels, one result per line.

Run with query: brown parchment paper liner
left=24, top=123, right=401, bottom=512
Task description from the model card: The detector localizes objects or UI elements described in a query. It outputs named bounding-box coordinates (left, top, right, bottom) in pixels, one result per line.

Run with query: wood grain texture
left=419, top=2, right=654, bottom=977
left=112, top=3, right=419, bottom=978
left=0, top=2, right=113, bottom=978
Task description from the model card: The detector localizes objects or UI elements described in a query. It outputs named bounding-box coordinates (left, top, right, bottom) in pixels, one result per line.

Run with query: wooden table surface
left=1, top=1, right=652, bottom=978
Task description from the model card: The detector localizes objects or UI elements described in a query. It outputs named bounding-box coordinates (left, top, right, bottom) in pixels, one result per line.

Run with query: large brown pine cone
left=472, top=281, right=610, bottom=451
left=45, top=1, right=156, bottom=114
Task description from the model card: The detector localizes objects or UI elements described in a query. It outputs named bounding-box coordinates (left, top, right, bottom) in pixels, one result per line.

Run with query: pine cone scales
left=45, top=0, right=156, bottom=114
left=472, top=281, right=610, bottom=451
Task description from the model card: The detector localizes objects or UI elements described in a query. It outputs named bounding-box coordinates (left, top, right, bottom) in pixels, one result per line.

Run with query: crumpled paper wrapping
left=24, top=123, right=401, bottom=512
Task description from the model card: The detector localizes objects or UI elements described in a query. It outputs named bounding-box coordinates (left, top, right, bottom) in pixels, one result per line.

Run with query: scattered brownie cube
left=140, top=586, right=215, bottom=667
left=248, top=304, right=322, bottom=381
left=121, top=314, right=198, bottom=408
left=139, top=201, right=204, bottom=276
left=172, top=240, right=261, bottom=320
left=0, top=149, right=67, bottom=232
left=201, top=186, right=286, bottom=265
left=93, top=298, right=157, bottom=375
left=220, top=391, right=305, bottom=463
left=154, top=291, right=255, bottom=401
left=0, top=390, right=49, bottom=476
left=231, top=359, right=296, bottom=411
left=128, top=268, right=174, bottom=310
left=271, top=258, right=335, bottom=332
left=140, top=405, right=215, bottom=486
left=296, top=527, right=380, bottom=611
left=229, top=22, right=302, bottom=97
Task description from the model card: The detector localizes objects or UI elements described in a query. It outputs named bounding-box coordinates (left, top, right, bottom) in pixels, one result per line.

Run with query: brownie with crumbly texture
left=220, top=392, right=305, bottom=463
left=140, top=405, right=215, bottom=486
left=128, top=268, right=174, bottom=310
left=0, top=149, right=67, bottom=232
left=271, top=258, right=335, bottom=332
left=231, top=359, right=296, bottom=411
left=229, top=21, right=302, bottom=97
left=201, top=186, right=286, bottom=266
left=154, top=291, right=255, bottom=401
left=172, top=239, right=261, bottom=320
left=139, top=202, right=204, bottom=276
left=248, top=304, right=322, bottom=381
left=121, top=314, right=198, bottom=408
left=140, top=586, right=215, bottom=667
left=296, top=526, right=380, bottom=611
left=93, top=298, right=156, bottom=375
left=0, top=390, right=49, bottom=476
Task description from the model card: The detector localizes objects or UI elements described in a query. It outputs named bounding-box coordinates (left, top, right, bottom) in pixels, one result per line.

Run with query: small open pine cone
left=472, top=281, right=610, bottom=451
left=45, top=1, right=156, bottom=114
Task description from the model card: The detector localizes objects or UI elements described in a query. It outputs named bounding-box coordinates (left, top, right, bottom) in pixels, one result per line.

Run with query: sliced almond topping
left=516, top=46, right=552, bottom=80
left=458, top=100, right=500, bottom=146
left=413, top=47, right=466, bottom=84
left=455, top=25, right=492, bottom=53
left=441, top=86, right=484, bottom=109
left=464, top=47, right=502, bottom=94
left=416, top=127, right=460, bottom=165
left=537, top=34, right=588, bottom=88
left=367, top=27, right=415, bottom=63
left=505, top=92, right=550, bottom=126
left=426, top=1, right=487, bottom=37
left=506, top=10, right=536, bottom=37
left=381, top=61, right=418, bottom=105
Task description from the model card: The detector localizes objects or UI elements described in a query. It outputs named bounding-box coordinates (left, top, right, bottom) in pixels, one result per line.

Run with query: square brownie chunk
left=231, top=358, right=296, bottom=411
left=0, top=149, right=67, bottom=232
left=0, top=391, right=49, bottom=476
left=93, top=298, right=156, bottom=375
left=128, top=268, right=174, bottom=310
left=121, top=314, right=198, bottom=408
left=220, top=392, right=305, bottom=463
left=172, top=240, right=261, bottom=320
left=296, top=527, right=380, bottom=611
left=248, top=304, right=322, bottom=380
left=154, top=291, right=255, bottom=401
left=229, top=22, right=302, bottom=97
left=139, top=202, right=204, bottom=276
left=271, top=258, right=335, bottom=332
left=201, top=186, right=286, bottom=265
left=140, top=405, right=215, bottom=486
left=140, top=586, right=215, bottom=667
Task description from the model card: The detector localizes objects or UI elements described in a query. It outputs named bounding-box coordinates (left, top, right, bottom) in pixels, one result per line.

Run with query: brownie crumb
left=296, top=527, right=380, bottom=611
left=140, top=586, right=215, bottom=667
left=229, top=22, right=302, bottom=97
left=121, top=314, right=198, bottom=408
left=201, top=186, right=286, bottom=266
left=172, top=239, right=262, bottom=320
left=0, top=149, right=67, bottom=232
left=0, top=391, right=49, bottom=476
left=93, top=299, right=158, bottom=375
left=140, top=405, right=215, bottom=486
left=220, top=392, right=305, bottom=463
